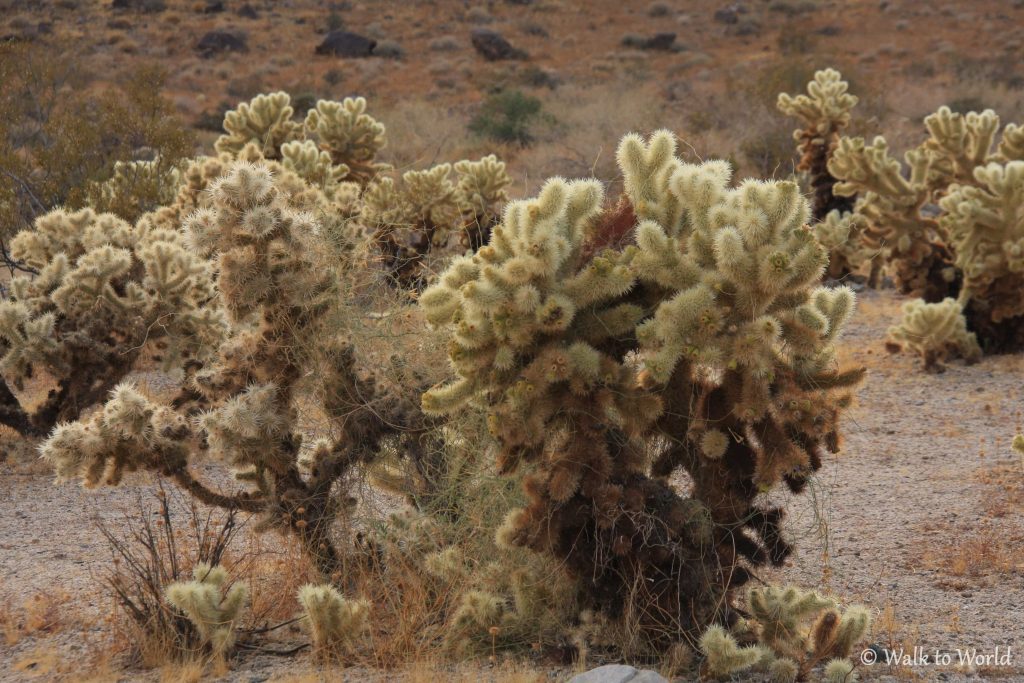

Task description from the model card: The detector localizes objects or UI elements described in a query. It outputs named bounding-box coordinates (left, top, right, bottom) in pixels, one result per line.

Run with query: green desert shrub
left=468, top=89, right=547, bottom=146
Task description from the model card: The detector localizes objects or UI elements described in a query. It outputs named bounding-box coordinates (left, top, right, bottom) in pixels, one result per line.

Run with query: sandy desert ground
left=2, top=289, right=1023, bottom=681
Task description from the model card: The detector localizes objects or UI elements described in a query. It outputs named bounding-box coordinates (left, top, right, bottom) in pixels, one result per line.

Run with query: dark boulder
left=315, top=30, right=377, bottom=57
left=641, top=32, right=676, bottom=50
left=470, top=28, right=527, bottom=61
left=195, top=30, right=248, bottom=58
left=111, top=0, right=166, bottom=11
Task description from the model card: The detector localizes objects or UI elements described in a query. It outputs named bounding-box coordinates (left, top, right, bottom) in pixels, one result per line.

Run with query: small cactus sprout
left=297, top=584, right=370, bottom=657
left=698, top=625, right=770, bottom=678
left=165, top=563, right=248, bottom=658
left=824, top=657, right=857, bottom=682
left=699, top=585, right=870, bottom=680
left=886, top=298, right=981, bottom=372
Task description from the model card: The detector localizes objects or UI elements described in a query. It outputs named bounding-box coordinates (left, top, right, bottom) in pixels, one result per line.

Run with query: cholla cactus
left=921, top=107, right=1002, bottom=190
left=777, top=68, right=859, bottom=223
left=90, top=157, right=184, bottom=219
left=39, top=162, right=419, bottom=577
left=816, top=209, right=872, bottom=281
left=454, top=154, right=512, bottom=250
left=938, top=161, right=1024, bottom=351
left=699, top=625, right=770, bottom=678
left=829, top=103, right=1024, bottom=311
left=213, top=92, right=385, bottom=187
left=165, top=563, right=248, bottom=658
left=211, top=92, right=508, bottom=289
left=297, top=584, right=370, bottom=657
left=699, top=585, right=870, bottom=682
left=362, top=156, right=511, bottom=288
left=215, top=91, right=302, bottom=159
left=0, top=207, right=224, bottom=437
left=996, top=123, right=1024, bottom=163
left=421, top=129, right=863, bottom=644
left=304, top=97, right=388, bottom=185
left=886, top=298, right=981, bottom=372
left=829, top=136, right=957, bottom=301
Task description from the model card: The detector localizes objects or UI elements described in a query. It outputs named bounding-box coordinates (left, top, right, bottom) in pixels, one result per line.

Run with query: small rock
left=470, top=28, right=527, bottom=61
left=817, top=25, right=841, bottom=35
left=566, top=664, right=668, bottom=683
left=195, top=30, right=248, bottom=58
left=643, top=32, right=677, bottom=49
left=111, top=0, right=165, bottom=10
left=202, top=0, right=225, bottom=13
left=315, top=30, right=377, bottom=57
left=621, top=32, right=677, bottom=51
left=236, top=3, right=258, bottom=18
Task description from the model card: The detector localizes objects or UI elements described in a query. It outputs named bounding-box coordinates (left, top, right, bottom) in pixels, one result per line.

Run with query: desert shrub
left=0, top=44, right=193, bottom=271
left=326, top=11, right=344, bottom=32
left=97, top=483, right=243, bottom=666
left=776, top=31, right=816, bottom=56
left=738, top=127, right=797, bottom=179
left=421, top=129, right=864, bottom=650
left=468, top=89, right=547, bottom=146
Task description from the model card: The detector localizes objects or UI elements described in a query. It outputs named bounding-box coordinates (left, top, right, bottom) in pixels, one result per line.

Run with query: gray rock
left=565, top=664, right=668, bottom=683
left=621, top=32, right=678, bottom=51
left=111, top=0, right=166, bottom=11
left=470, top=28, right=527, bottom=61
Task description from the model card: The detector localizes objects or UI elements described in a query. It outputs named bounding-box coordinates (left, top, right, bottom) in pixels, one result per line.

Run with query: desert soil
left=2, top=288, right=1023, bottom=682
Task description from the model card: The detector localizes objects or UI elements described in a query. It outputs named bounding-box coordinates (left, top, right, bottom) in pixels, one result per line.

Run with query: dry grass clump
left=1, top=587, right=70, bottom=647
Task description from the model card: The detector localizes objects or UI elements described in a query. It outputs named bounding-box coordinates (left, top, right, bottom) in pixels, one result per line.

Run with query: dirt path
left=2, top=289, right=1023, bottom=681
